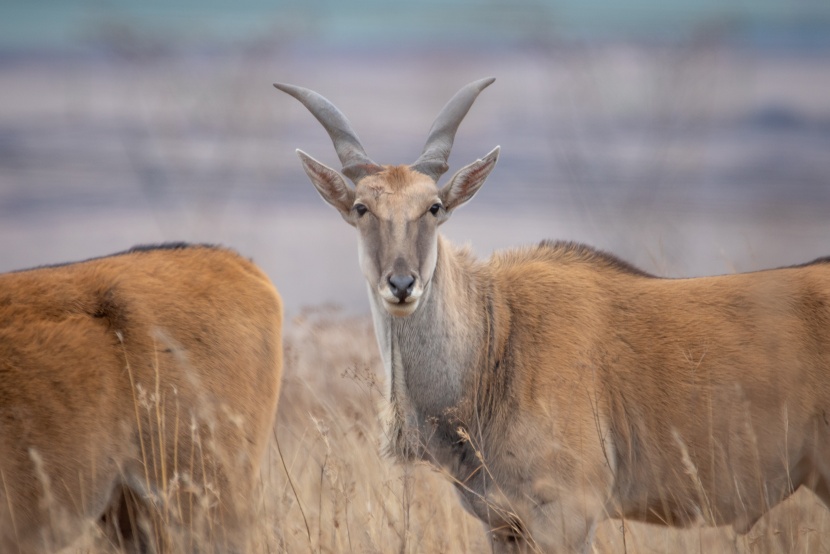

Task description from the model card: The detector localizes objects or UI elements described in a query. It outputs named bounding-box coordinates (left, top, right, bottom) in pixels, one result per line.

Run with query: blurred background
left=2, top=0, right=829, bottom=315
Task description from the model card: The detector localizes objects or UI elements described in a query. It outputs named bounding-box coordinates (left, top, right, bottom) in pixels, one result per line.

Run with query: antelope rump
left=0, top=244, right=283, bottom=553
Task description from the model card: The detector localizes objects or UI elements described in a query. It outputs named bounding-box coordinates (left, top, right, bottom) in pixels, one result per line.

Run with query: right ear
left=297, top=150, right=355, bottom=222
left=439, top=146, right=499, bottom=212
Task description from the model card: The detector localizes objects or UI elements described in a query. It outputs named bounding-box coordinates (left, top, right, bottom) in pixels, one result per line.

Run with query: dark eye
left=354, top=203, right=368, bottom=217
left=429, top=203, right=442, bottom=216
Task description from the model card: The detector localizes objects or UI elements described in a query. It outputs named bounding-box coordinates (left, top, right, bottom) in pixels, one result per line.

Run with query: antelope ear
left=297, top=150, right=355, bottom=220
left=440, top=146, right=499, bottom=211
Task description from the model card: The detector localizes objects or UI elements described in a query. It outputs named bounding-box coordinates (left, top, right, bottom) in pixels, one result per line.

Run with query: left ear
left=440, top=146, right=499, bottom=211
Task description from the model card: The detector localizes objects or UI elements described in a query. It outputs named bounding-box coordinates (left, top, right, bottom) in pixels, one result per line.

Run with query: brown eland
left=0, top=243, right=283, bottom=553
left=275, top=78, right=830, bottom=552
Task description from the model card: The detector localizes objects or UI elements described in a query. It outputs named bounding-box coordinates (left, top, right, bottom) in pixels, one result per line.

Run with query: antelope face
left=351, top=168, right=443, bottom=315
left=295, top=151, right=498, bottom=317
left=275, top=79, right=499, bottom=316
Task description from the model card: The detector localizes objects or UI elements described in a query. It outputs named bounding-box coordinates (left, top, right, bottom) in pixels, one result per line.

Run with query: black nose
left=388, top=274, right=415, bottom=301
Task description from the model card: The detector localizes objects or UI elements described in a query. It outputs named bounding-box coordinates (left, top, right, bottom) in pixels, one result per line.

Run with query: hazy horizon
left=2, top=1, right=829, bottom=315
left=3, top=0, right=830, bottom=54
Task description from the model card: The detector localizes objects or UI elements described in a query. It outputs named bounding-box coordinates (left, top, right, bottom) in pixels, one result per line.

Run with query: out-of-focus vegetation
left=55, top=310, right=830, bottom=552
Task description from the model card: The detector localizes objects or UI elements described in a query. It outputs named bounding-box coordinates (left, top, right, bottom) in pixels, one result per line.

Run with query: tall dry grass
left=263, top=306, right=491, bottom=554
left=265, top=309, right=830, bottom=554
left=58, top=307, right=829, bottom=553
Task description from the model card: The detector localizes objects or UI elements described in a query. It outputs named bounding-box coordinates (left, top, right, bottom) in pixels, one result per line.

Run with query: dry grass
left=263, top=306, right=491, bottom=554
left=58, top=307, right=830, bottom=553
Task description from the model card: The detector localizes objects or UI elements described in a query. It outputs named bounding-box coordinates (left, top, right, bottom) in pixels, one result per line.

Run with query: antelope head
left=275, top=78, right=499, bottom=317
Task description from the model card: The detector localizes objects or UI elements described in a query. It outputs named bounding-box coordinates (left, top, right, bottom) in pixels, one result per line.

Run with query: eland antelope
left=0, top=243, right=283, bottom=553
left=275, top=78, right=830, bottom=552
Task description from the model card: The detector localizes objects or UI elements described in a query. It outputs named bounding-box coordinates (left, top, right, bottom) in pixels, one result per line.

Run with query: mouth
left=377, top=279, right=423, bottom=316
left=382, top=296, right=419, bottom=316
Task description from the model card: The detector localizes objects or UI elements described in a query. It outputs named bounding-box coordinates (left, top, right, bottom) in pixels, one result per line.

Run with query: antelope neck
left=370, top=236, right=490, bottom=433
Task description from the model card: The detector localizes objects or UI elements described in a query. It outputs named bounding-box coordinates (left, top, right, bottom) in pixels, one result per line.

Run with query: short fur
left=431, top=237, right=830, bottom=550
left=279, top=79, right=830, bottom=553
left=0, top=244, right=283, bottom=553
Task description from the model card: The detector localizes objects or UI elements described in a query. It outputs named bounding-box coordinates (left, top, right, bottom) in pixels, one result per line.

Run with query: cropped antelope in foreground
left=276, top=78, right=830, bottom=552
left=0, top=244, right=283, bottom=553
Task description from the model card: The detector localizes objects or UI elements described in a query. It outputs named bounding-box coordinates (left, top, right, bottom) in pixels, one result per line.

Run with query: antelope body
left=0, top=244, right=283, bottom=553
left=275, top=79, right=830, bottom=552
